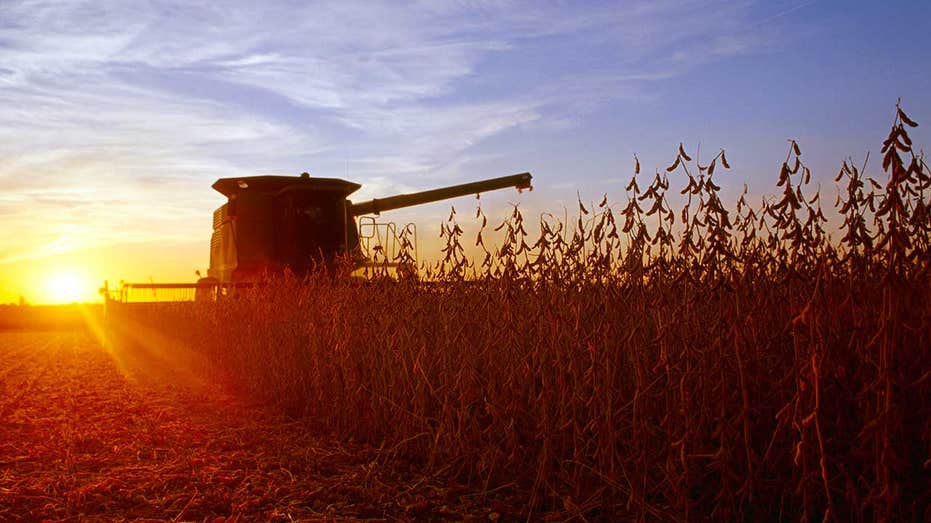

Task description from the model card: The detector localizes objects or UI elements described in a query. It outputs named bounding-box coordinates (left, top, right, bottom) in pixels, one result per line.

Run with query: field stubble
left=0, top=332, right=509, bottom=521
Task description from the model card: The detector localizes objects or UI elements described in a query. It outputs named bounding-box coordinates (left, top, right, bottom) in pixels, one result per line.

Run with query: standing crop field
left=105, top=106, right=931, bottom=520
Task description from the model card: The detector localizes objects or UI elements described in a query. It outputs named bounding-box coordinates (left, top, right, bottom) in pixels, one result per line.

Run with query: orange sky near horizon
left=0, top=241, right=205, bottom=305
left=3, top=2, right=930, bottom=304
left=0, top=194, right=530, bottom=305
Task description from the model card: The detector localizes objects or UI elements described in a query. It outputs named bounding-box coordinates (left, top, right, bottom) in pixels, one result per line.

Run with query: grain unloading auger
left=102, top=172, right=532, bottom=303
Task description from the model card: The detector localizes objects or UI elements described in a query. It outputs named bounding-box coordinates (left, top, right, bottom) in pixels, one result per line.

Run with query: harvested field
left=0, top=332, right=511, bottom=521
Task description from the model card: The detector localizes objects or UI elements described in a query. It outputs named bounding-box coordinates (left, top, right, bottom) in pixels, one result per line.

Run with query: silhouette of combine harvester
left=102, top=171, right=532, bottom=303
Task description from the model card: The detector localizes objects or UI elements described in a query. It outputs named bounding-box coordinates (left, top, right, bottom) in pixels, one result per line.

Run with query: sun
left=45, top=271, right=90, bottom=304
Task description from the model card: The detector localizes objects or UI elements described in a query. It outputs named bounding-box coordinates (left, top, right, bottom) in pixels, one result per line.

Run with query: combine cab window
left=275, top=189, right=347, bottom=270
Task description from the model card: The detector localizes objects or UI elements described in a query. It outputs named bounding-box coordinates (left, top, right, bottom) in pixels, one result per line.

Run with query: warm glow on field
left=44, top=271, right=91, bottom=304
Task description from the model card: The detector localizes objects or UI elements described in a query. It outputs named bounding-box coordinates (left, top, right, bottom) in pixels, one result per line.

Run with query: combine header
left=103, top=171, right=532, bottom=303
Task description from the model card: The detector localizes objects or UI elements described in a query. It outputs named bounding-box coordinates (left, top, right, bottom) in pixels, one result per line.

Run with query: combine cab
left=208, top=174, right=362, bottom=282
left=103, top=171, right=532, bottom=303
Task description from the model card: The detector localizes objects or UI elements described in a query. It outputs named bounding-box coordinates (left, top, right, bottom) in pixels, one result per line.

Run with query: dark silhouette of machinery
left=206, top=172, right=533, bottom=282
left=100, top=171, right=532, bottom=303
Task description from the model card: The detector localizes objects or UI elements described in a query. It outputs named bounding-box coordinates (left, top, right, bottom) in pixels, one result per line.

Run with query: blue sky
left=1, top=0, right=929, bottom=301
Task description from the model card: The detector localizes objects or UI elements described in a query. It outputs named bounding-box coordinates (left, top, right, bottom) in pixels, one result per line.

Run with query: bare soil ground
left=0, top=332, right=500, bottom=522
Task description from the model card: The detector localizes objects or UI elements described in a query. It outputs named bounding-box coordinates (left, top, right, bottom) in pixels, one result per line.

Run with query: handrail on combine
left=356, top=218, right=418, bottom=268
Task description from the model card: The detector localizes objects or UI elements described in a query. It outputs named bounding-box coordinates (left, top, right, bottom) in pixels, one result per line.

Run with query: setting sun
left=44, top=271, right=91, bottom=304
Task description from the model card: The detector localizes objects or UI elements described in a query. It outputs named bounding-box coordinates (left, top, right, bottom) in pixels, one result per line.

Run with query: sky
left=1, top=0, right=929, bottom=303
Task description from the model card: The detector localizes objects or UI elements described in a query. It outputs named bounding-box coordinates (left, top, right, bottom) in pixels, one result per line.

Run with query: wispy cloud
left=0, top=0, right=798, bottom=263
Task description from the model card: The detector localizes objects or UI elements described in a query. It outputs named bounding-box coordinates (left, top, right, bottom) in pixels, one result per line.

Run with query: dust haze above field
left=1, top=0, right=929, bottom=303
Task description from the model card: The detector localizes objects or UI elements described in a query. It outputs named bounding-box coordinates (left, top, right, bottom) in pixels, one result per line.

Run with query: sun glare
left=45, top=271, right=90, bottom=304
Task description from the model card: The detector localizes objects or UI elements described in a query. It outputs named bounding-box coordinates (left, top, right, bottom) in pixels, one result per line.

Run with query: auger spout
left=350, top=172, right=532, bottom=216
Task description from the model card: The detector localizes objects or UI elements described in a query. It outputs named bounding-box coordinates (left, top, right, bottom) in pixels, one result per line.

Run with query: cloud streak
left=0, top=0, right=795, bottom=264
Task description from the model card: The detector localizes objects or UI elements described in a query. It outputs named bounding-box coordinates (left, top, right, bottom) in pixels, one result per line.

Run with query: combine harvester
left=102, top=171, right=532, bottom=304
